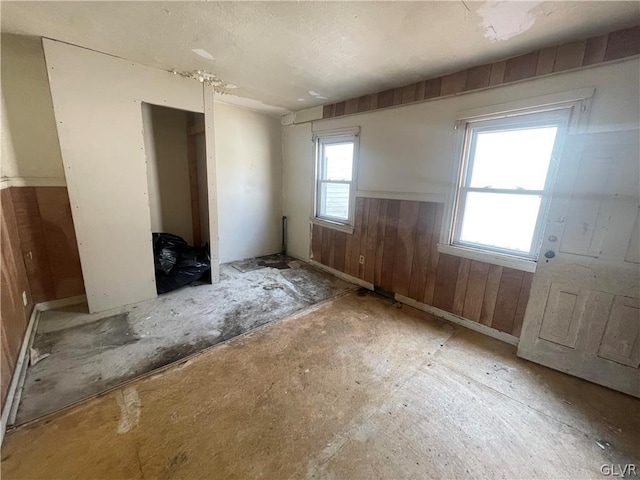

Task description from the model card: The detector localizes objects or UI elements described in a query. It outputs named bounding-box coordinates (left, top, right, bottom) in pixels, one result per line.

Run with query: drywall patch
left=116, top=386, right=141, bottom=434
left=170, top=69, right=235, bottom=93
left=476, top=1, right=542, bottom=41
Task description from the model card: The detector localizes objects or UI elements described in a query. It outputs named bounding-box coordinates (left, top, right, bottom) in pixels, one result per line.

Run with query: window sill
left=437, top=244, right=537, bottom=273
left=310, top=217, right=355, bottom=234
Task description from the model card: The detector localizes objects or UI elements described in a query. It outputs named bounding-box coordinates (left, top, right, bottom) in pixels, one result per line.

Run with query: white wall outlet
left=22, top=291, right=28, bottom=306
left=359, top=255, right=365, bottom=264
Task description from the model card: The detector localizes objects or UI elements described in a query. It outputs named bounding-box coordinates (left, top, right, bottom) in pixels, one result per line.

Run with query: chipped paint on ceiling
left=1, top=1, right=638, bottom=114
left=476, top=1, right=543, bottom=41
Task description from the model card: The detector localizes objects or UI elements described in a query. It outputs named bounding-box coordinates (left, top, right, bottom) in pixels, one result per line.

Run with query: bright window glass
left=469, top=127, right=557, bottom=190
left=459, top=192, right=542, bottom=253
left=323, top=143, right=353, bottom=181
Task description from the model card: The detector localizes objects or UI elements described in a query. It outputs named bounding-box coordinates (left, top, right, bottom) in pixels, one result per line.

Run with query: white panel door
left=518, top=130, right=640, bottom=397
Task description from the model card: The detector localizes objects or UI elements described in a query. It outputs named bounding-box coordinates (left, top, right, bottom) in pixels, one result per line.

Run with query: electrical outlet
left=22, top=291, right=28, bottom=306
left=359, top=255, right=365, bottom=264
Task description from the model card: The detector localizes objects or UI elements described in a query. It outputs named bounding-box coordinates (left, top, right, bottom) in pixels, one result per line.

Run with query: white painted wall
left=282, top=122, right=313, bottom=261
left=282, top=59, right=640, bottom=258
left=142, top=104, right=193, bottom=244
left=1, top=94, right=17, bottom=181
left=43, top=39, right=215, bottom=312
left=195, top=129, right=210, bottom=245
left=214, top=102, right=283, bottom=263
left=1, top=34, right=64, bottom=182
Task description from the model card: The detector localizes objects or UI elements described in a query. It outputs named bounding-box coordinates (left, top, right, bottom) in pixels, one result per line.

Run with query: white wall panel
left=283, top=59, right=640, bottom=260
left=43, top=39, right=211, bottom=312
left=214, top=102, right=283, bottom=264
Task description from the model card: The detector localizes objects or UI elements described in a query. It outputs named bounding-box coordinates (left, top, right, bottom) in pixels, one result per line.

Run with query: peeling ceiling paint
left=170, top=69, right=236, bottom=94
left=2, top=1, right=638, bottom=114
left=476, top=1, right=543, bottom=41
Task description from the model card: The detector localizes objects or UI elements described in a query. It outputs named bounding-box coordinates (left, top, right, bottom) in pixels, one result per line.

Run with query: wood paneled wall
left=311, top=197, right=533, bottom=338
left=322, top=26, right=640, bottom=119
left=1, top=186, right=85, bottom=409
left=1, top=188, right=33, bottom=409
left=10, top=187, right=85, bottom=302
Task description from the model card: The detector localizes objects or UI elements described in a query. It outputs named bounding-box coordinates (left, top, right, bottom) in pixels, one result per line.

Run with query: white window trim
left=312, top=127, right=360, bottom=231
left=451, top=88, right=594, bottom=133
left=453, top=109, right=571, bottom=259
left=440, top=89, right=594, bottom=271
left=309, top=216, right=355, bottom=234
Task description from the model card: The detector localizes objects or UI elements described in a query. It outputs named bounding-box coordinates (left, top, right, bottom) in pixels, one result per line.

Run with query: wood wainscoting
left=1, top=188, right=33, bottom=409
left=9, top=187, right=84, bottom=302
left=311, top=197, right=533, bottom=338
left=1, top=186, right=85, bottom=410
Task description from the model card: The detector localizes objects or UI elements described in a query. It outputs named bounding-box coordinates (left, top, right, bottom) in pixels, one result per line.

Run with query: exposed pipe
left=281, top=216, right=287, bottom=255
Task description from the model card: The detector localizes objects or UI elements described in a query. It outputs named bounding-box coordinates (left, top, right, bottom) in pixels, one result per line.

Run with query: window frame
left=313, top=129, right=359, bottom=229
left=449, top=107, right=573, bottom=262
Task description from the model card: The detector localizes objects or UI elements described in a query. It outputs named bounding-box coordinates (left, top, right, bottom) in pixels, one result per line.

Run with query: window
left=450, top=108, right=570, bottom=260
left=314, top=130, right=358, bottom=226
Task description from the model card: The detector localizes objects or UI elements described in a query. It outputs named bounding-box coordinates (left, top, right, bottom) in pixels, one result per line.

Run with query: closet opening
left=142, top=103, right=211, bottom=294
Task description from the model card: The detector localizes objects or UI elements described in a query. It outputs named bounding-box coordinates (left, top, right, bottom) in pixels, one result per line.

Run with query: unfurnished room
left=0, top=1, right=639, bottom=479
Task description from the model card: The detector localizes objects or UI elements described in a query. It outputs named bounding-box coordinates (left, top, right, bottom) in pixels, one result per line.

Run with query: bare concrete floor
left=3, top=291, right=638, bottom=479
left=16, top=256, right=354, bottom=424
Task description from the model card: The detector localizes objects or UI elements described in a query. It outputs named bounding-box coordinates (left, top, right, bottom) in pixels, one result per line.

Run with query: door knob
left=544, top=250, right=556, bottom=259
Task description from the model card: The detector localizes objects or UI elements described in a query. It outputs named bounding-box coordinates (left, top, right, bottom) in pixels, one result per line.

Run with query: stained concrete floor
left=3, top=291, right=639, bottom=479
left=15, top=256, right=354, bottom=424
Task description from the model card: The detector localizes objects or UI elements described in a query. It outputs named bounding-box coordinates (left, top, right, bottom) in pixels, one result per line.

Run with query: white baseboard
left=0, top=294, right=87, bottom=445
left=1, top=308, right=38, bottom=445
left=308, top=259, right=374, bottom=290
left=307, top=259, right=518, bottom=346
left=395, top=294, right=519, bottom=346
left=35, top=294, right=86, bottom=312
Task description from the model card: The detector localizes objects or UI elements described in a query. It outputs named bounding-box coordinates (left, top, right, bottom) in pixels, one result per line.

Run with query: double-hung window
left=450, top=108, right=571, bottom=262
left=314, top=130, right=358, bottom=227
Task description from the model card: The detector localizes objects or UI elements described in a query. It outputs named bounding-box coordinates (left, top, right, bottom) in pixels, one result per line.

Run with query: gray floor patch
left=16, top=256, right=355, bottom=424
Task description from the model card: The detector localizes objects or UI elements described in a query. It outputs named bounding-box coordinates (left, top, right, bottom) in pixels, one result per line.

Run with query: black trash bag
left=152, top=233, right=211, bottom=294
left=152, top=233, right=187, bottom=274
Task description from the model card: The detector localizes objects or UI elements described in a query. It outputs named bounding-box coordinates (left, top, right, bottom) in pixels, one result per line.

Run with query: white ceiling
left=2, top=1, right=639, bottom=114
